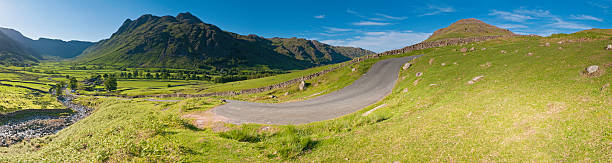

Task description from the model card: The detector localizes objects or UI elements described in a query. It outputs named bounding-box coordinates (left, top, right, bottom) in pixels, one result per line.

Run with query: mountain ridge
left=0, top=27, right=95, bottom=59
left=76, top=12, right=374, bottom=69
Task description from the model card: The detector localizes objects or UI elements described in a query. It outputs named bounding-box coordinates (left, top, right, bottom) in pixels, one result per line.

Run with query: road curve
left=211, top=55, right=420, bottom=124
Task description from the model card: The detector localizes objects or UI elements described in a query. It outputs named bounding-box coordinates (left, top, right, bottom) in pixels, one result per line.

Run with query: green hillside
left=0, top=27, right=94, bottom=59
left=2, top=29, right=610, bottom=162
left=76, top=12, right=373, bottom=70
left=424, top=18, right=515, bottom=42
left=0, top=30, right=39, bottom=66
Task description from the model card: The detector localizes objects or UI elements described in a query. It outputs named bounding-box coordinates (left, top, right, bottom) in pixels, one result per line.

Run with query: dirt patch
left=182, top=111, right=229, bottom=130
left=547, top=102, right=566, bottom=114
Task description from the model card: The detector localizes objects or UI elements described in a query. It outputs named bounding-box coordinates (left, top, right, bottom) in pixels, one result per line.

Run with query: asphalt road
left=211, top=55, right=421, bottom=124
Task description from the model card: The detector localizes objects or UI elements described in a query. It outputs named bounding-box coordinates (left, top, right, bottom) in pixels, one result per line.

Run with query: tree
left=69, top=77, right=78, bottom=90
left=55, top=81, right=65, bottom=96
left=104, top=76, right=118, bottom=92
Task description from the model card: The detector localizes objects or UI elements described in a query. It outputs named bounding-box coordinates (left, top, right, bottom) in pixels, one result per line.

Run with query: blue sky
left=0, top=0, right=610, bottom=52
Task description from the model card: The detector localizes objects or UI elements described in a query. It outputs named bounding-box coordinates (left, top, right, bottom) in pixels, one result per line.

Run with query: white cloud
left=420, top=5, right=455, bottom=16
left=353, top=21, right=391, bottom=26
left=570, top=14, right=603, bottom=22
left=490, top=8, right=592, bottom=30
left=374, top=13, right=407, bottom=20
left=550, top=17, right=592, bottom=29
left=323, top=27, right=353, bottom=32
left=489, top=10, right=534, bottom=22
left=321, top=31, right=431, bottom=53
left=346, top=9, right=365, bottom=18
left=314, top=15, right=325, bottom=19
left=514, top=9, right=553, bottom=17
left=497, top=24, right=528, bottom=29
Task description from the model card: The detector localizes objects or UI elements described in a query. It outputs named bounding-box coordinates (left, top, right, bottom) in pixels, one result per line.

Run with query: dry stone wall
left=135, top=36, right=509, bottom=99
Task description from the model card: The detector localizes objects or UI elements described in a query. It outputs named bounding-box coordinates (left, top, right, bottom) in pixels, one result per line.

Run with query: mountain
left=0, top=27, right=95, bottom=59
left=76, top=12, right=373, bottom=69
left=0, top=31, right=39, bottom=66
left=424, top=18, right=515, bottom=42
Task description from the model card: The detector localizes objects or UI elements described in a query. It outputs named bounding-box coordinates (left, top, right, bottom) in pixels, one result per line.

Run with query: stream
left=0, top=95, right=93, bottom=147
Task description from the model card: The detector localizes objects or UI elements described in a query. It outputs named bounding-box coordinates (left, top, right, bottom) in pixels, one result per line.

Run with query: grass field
left=0, top=85, right=63, bottom=114
left=0, top=30, right=611, bottom=161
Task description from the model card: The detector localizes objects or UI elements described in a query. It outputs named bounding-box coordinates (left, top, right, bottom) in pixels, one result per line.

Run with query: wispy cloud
left=419, top=5, right=455, bottom=16
left=514, top=9, right=553, bottom=17
left=314, top=15, right=325, bottom=19
left=321, top=31, right=430, bottom=53
left=550, top=17, right=591, bottom=29
left=570, top=14, right=603, bottom=22
left=353, top=21, right=391, bottom=26
left=323, top=27, right=353, bottom=32
left=497, top=24, right=528, bottom=29
left=346, top=9, right=365, bottom=18
left=489, top=10, right=534, bottom=22
left=489, top=8, right=592, bottom=30
left=374, top=13, right=407, bottom=20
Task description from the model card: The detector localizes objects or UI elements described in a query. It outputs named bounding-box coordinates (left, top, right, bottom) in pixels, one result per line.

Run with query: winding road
left=211, top=55, right=421, bottom=124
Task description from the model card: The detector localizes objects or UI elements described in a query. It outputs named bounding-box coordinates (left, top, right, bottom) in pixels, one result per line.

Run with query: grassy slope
left=1, top=31, right=611, bottom=162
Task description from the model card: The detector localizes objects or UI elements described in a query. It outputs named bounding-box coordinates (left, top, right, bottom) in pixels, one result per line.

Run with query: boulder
left=284, top=92, right=289, bottom=96
left=415, top=72, right=423, bottom=77
left=299, top=81, right=306, bottom=91
left=441, top=63, right=446, bottom=66
left=470, top=47, right=475, bottom=51
left=481, top=47, right=487, bottom=50
left=500, top=50, right=507, bottom=54
left=586, top=65, right=599, bottom=74
left=460, top=48, right=468, bottom=52
left=526, top=52, right=533, bottom=56
left=468, top=75, right=484, bottom=84
left=601, top=83, right=610, bottom=91
left=402, top=63, right=412, bottom=70
left=606, top=44, right=612, bottom=50
left=545, top=42, right=550, bottom=47
left=352, top=68, right=357, bottom=72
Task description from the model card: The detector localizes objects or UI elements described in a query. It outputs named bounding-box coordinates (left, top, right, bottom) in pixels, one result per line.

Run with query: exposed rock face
left=402, top=63, right=412, bottom=70
left=468, top=75, right=484, bottom=84
left=586, top=65, right=599, bottom=74
left=299, top=80, right=306, bottom=91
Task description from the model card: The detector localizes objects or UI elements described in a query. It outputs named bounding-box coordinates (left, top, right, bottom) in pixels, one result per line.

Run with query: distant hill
left=424, top=18, right=515, bottom=42
left=0, top=27, right=95, bottom=59
left=0, top=30, right=39, bottom=66
left=76, top=12, right=374, bottom=69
